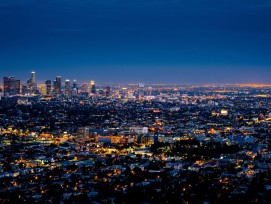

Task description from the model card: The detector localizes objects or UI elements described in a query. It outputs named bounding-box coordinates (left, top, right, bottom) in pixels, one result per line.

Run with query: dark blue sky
left=0, top=0, right=271, bottom=84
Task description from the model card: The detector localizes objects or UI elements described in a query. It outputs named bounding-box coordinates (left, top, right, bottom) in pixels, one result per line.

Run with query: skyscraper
left=45, top=80, right=52, bottom=96
left=72, top=80, right=77, bottom=89
left=28, top=71, right=37, bottom=93
left=53, top=76, right=61, bottom=95
left=15, top=79, right=20, bottom=95
left=31, top=71, right=36, bottom=84
left=40, top=84, right=47, bottom=96
left=138, top=83, right=145, bottom=99
left=81, top=83, right=87, bottom=92
left=65, top=80, right=70, bottom=96
left=3, top=76, right=20, bottom=96
left=146, top=86, right=153, bottom=96
left=90, top=80, right=96, bottom=94
left=71, top=80, right=78, bottom=96
left=21, top=85, right=28, bottom=95
left=120, top=87, right=128, bottom=99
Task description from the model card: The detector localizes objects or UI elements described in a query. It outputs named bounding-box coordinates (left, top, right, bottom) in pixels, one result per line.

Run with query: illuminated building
left=3, top=76, right=20, bottom=96
left=77, top=127, right=90, bottom=138
left=72, top=80, right=77, bottom=89
left=21, top=85, right=28, bottom=95
left=97, top=136, right=123, bottom=144
left=31, top=71, right=36, bottom=84
left=81, top=83, right=87, bottom=92
left=221, top=109, right=228, bottom=116
left=45, top=80, right=52, bottom=96
left=53, top=76, right=61, bottom=95
left=120, top=87, right=128, bottom=98
left=90, top=80, right=96, bottom=94
left=65, top=80, right=70, bottom=96
left=40, top=84, right=47, bottom=96
left=128, top=91, right=134, bottom=99
left=71, top=80, right=78, bottom=96
left=138, top=83, right=144, bottom=88
left=138, top=83, right=144, bottom=99
left=146, top=86, right=152, bottom=95
left=27, top=71, right=37, bottom=93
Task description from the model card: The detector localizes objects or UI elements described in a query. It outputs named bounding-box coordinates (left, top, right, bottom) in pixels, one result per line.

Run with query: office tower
left=105, top=86, right=111, bottom=97
left=128, top=90, right=134, bottom=99
left=27, top=79, right=31, bottom=90
left=4, top=76, right=13, bottom=96
left=53, top=76, right=61, bottom=95
left=45, top=80, right=52, bottom=96
left=138, top=83, right=144, bottom=89
left=72, top=80, right=77, bottom=89
left=53, top=80, right=57, bottom=94
left=31, top=71, right=36, bottom=84
left=89, top=80, right=93, bottom=88
left=81, top=83, right=87, bottom=92
left=71, top=80, right=78, bottom=96
left=120, top=87, right=128, bottom=99
left=3, top=76, right=20, bottom=96
left=27, top=71, right=37, bottom=93
left=138, top=83, right=144, bottom=99
left=80, top=83, right=89, bottom=97
left=90, top=80, right=96, bottom=94
left=147, top=86, right=152, bottom=96
left=65, top=80, right=70, bottom=96
left=15, top=79, right=20, bottom=94
left=21, top=85, right=28, bottom=95
left=40, top=84, right=47, bottom=96
left=77, top=127, right=90, bottom=138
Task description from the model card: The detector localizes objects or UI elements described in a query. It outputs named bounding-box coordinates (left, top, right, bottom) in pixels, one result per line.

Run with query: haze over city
left=1, top=0, right=271, bottom=84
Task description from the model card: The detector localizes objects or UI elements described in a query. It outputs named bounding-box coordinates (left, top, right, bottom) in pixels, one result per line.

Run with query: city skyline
left=1, top=0, right=271, bottom=84
left=1, top=1, right=271, bottom=202
left=1, top=68, right=271, bottom=85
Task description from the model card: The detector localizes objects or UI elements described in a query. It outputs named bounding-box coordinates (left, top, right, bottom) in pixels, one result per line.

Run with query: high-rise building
left=21, top=85, right=28, bottom=95
left=15, top=79, right=20, bottom=95
left=31, top=71, right=36, bottom=84
left=3, top=76, right=20, bottom=96
left=128, top=90, right=134, bottom=99
left=72, top=80, right=77, bottom=89
left=53, top=76, right=61, bottom=95
left=138, top=83, right=145, bottom=99
left=71, top=80, right=78, bottom=96
left=40, top=84, right=47, bottom=96
left=27, top=71, right=37, bottom=93
left=120, top=87, right=128, bottom=99
left=146, top=86, right=152, bottom=96
left=65, top=80, right=70, bottom=96
left=90, top=80, right=96, bottom=94
left=4, top=77, right=13, bottom=96
left=45, top=80, right=52, bottom=96
left=81, top=83, right=87, bottom=92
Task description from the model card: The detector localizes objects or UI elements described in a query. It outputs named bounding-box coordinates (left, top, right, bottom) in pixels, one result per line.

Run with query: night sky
left=0, top=0, right=271, bottom=84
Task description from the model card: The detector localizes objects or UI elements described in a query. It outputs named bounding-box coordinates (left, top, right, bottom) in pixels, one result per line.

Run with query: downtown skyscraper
left=53, top=76, right=62, bottom=95
left=65, top=80, right=70, bottom=96
left=3, top=76, right=20, bottom=96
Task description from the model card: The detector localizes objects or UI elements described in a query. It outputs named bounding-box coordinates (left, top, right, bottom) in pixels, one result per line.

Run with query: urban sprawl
left=0, top=72, right=271, bottom=203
